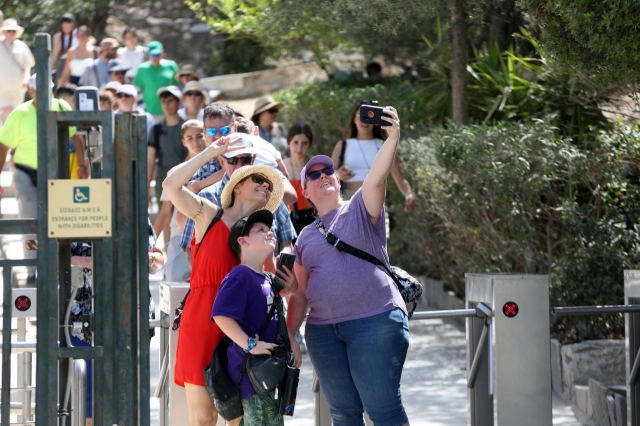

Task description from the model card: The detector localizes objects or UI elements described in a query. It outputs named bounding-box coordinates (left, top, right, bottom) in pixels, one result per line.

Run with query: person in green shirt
left=132, top=41, right=179, bottom=120
left=0, top=74, right=87, bottom=284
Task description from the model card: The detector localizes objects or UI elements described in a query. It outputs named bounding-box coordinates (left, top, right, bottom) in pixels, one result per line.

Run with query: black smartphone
left=277, top=253, right=296, bottom=274
left=360, top=104, right=392, bottom=127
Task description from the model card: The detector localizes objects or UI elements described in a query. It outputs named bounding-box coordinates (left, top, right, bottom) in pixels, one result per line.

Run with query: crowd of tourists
left=0, top=11, right=417, bottom=426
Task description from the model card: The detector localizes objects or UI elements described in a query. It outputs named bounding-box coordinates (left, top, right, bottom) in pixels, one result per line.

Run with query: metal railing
left=553, top=303, right=640, bottom=388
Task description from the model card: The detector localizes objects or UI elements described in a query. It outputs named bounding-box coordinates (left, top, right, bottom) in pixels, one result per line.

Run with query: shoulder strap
left=313, top=218, right=403, bottom=291
left=338, top=140, right=347, bottom=168
left=153, top=122, right=162, bottom=144
left=194, top=208, right=224, bottom=256
left=262, top=272, right=291, bottom=348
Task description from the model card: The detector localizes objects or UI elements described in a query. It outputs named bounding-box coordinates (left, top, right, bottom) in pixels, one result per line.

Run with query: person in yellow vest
left=0, top=74, right=87, bottom=284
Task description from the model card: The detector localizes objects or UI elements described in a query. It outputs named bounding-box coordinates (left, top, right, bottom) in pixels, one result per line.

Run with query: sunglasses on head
left=116, top=93, right=133, bottom=99
left=184, top=91, right=202, bottom=97
left=306, top=166, right=334, bottom=181
left=247, top=174, right=273, bottom=191
left=226, top=155, right=253, bottom=166
left=206, top=126, right=231, bottom=137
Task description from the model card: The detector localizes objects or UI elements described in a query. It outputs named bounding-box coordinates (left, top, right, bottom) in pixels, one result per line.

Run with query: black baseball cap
left=228, top=209, right=274, bottom=258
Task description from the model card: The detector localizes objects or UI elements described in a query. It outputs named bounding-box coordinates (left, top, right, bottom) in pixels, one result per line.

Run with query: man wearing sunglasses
left=114, top=84, right=155, bottom=137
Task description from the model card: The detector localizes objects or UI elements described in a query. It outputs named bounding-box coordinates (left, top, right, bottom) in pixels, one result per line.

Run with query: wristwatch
left=244, top=337, right=257, bottom=353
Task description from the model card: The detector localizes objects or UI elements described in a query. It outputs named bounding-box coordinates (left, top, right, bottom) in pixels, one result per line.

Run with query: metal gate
left=0, top=33, right=150, bottom=425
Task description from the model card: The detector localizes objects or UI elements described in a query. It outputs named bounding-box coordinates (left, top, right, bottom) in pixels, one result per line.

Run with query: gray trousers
left=14, top=168, right=37, bottom=276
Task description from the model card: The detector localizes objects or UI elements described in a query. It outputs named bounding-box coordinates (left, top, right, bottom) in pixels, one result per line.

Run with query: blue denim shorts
left=305, top=308, right=409, bottom=426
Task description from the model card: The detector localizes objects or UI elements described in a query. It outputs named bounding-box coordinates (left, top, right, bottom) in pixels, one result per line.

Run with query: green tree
left=187, top=0, right=527, bottom=124
left=526, top=0, right=640, bottom=84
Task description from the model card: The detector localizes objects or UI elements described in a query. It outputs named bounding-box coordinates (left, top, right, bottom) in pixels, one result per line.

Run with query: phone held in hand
left=359, top=104, right=392, bottom=127
left=277, top=253, right=296, bottom=274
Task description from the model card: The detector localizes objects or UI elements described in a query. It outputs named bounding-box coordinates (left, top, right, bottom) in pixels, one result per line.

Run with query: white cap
left=223, top=132, right=257, bottom=158
left=116, top=84, right=138, bottom=97
left=28, top=74, right=54, bottom=91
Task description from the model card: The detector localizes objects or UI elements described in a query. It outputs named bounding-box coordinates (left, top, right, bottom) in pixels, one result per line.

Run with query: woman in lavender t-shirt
left=287, top=107, right=410, bottom=426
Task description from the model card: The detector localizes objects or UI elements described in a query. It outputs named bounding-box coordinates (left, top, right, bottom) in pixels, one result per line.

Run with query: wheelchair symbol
left=73, top=187, right=90, bottom=203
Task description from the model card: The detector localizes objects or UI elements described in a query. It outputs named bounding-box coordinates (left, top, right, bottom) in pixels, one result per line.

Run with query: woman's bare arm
left=361, top=107, right=400, bottom=223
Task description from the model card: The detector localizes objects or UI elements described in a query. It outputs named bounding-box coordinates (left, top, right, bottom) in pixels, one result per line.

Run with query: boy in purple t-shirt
left=211, top=209, right=291, bottom=426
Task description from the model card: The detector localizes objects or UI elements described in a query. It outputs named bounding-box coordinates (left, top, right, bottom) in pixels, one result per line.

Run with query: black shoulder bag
left=172, top=208, right=224, bottom=331
left=313, top=218, right=423, bottom=318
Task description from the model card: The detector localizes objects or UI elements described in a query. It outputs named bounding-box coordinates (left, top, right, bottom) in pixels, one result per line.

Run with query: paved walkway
left=146, top=276, right=581, bottom=425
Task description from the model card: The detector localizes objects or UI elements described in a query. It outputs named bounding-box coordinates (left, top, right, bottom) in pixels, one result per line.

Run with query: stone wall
left=104, top=2, right=222, bottom=72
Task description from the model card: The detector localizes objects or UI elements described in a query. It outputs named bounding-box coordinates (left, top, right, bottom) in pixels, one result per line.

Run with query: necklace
left=289, top=157, right=306, bottom=181
left=354, top=139, right=381, bottom=170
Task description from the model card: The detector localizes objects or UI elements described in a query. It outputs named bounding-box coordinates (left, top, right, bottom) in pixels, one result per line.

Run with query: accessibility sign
left=48, top=179, right=112, bottom=238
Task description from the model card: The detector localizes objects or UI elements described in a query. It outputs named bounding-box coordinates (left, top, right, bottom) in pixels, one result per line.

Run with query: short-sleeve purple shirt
left=294, top=189, right=406, bottom=325
left=211, top=265, right=279, bottom=399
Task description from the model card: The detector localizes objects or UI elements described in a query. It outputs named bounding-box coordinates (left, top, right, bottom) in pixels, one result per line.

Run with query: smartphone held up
left=359, top=104, right=393, bottom=127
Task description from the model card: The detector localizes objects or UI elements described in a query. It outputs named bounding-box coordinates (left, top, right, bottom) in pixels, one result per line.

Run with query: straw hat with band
left=1, top=19, right=24, bottom=38
left=220, top=165, right=284, bottom=213
left=176, top=64, right=199, bottom=81
left=182, top=81, right=206, bottom=108
left=252, top=95, right=283, bottom=117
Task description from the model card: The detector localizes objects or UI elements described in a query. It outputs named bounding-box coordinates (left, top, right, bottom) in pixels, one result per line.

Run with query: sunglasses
left=116, top=93, right=133, bottom=99
left=306, top=166, right=334, bottom=181
left=110, top=71, right=126, bottom=75
left=226, top=155, right=254, bottom=166
left=184, top=91, right=202, bottom=97
left=206, top=126, right=231, bottom=137
left=246, top=175, right=273, bottom=191
left=268, top=108, right=279, bottom=114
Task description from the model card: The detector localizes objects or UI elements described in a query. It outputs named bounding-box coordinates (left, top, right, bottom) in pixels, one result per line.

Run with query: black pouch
left=15, top=164, right=38, bottom=187
left=245, top=353, right=287, bottom=395
left=172, top=289, right=190, bottom=331
left=204, top=337, right=244, bottom=421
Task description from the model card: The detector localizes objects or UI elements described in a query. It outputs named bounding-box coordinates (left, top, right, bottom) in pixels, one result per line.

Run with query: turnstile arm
left=467, top=318, right=491, bottom=389
left=630, top=345, right=640, bottom=386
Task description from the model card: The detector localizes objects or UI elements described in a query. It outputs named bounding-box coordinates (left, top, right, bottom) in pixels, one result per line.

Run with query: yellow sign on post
left=48, top=179, right=112, bottom=238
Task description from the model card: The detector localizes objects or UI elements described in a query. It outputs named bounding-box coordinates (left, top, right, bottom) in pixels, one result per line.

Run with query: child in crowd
left=211, top=210, right=293, bottom=426
left=154, top=119, right=206, bottom=282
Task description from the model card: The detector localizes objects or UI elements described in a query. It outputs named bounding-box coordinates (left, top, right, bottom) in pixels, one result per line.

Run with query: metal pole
left=71, top=359, right=86, bottom=426
left=553, top=305, right=640, bottom=315
left=411, top=309, right=478, bottom=320
left=2, top=267, right=13, bottom=426
left=467, top=320, right=490, bottom=389
left=22, top=352, right=32, bottom=421
left=35, top=32, right=59, bottom=426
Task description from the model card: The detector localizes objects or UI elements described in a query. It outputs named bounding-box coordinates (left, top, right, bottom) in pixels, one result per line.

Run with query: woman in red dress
left=163, top=135, right=285, bottom=425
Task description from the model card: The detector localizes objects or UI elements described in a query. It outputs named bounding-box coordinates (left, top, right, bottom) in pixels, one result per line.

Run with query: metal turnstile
left=466, top=273, right=551, bottom=426
left=625, top=270, right=640, bottom=425
left=159, top=281, right=225, bottom=426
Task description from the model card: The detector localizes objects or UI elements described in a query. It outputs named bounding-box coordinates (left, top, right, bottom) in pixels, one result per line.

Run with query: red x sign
left=15, top=296, right=31, bottom=311
left=503, top=302, right=518, bottom=318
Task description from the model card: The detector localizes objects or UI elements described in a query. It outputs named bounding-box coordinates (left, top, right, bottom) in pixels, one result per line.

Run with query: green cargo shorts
left=239, top=391, right=284, bottom=426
